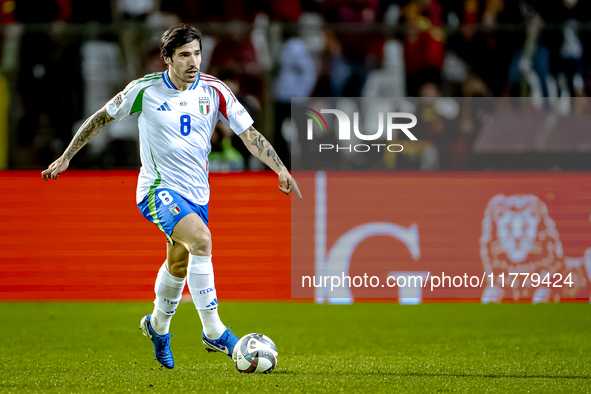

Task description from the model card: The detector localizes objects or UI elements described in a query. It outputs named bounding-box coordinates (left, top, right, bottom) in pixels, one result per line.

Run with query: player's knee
left=186, top=229, right=212, bottom=256
left=167, top=259, right=188, bottom=278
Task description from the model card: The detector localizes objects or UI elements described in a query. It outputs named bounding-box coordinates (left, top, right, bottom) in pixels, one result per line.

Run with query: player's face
left=166, top=40, right=202, bottom=84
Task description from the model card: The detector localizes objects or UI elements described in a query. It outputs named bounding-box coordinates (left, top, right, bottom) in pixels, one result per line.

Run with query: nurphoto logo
left=304, top=107, right=418, bottom=153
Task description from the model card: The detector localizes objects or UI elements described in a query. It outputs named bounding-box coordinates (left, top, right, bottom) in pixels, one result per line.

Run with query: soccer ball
left=232, top=333, right=278, bottom=373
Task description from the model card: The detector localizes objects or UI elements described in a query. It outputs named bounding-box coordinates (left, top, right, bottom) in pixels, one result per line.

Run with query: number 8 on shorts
left=158, top=191, right=174, bottom=205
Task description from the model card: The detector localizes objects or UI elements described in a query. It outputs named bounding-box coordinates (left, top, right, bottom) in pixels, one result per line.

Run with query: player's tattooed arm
left=240, top=125, right=286, bottom=173
left=239, top=125, right=302, bottom=199
left=64, top=107, right=114, bottom=160
left=42, top=106, right=114, bottom=181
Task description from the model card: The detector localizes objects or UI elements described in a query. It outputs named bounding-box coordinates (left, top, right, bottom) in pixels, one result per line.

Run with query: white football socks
left=187, top=254, right=227, bottom=339
left=151, top=261, right=186, bottom=335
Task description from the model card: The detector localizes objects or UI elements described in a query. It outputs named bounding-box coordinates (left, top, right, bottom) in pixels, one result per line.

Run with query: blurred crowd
left=2, top=0, right=591, bottom=170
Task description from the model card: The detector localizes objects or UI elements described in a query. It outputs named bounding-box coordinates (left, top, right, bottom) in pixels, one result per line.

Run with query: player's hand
left=278, top=168, right=302, bottom=200
left=41, top=156, right=70, bottom=181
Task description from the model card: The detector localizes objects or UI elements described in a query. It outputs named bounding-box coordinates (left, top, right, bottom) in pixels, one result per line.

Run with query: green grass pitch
left=1, top=302, right=590, bottom=393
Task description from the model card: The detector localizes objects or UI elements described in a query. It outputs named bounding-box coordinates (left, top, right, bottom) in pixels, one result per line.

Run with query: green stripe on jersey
left=123, top=75, right=161, bottom=96
left=147, top=152, right=173, bottom=244
left=130, top=85, right=154, bottom=115
left=143, top=72, right=161, bottom=79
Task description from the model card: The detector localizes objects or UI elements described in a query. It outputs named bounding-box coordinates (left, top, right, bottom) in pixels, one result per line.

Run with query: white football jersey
left=105, top=71, right=254, bottom=205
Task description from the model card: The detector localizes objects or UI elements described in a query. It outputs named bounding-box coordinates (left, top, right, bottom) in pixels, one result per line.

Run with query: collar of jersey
left=162, top=71, right=200, bottom=91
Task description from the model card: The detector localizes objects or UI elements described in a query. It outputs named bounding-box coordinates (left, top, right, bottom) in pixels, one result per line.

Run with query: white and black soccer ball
left=232, top=333, right=278, bottom=373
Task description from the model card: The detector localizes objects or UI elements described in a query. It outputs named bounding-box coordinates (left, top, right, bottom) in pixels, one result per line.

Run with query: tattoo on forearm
left=249, top=127, right=285, bottom=170
left=64, top=108, right=113, bottom=160
left=249, top=126, right=265, bottom=156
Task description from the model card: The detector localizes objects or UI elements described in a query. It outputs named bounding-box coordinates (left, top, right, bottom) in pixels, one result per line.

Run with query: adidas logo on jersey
left=157, top=102, right=172, bottom=111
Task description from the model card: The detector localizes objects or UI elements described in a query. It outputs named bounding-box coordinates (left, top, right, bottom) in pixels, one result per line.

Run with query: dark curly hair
left=160, top=24, right=202, bottom=61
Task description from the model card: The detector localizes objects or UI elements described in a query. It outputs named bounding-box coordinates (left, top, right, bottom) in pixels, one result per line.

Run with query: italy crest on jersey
left=199, top=98, right=210, bottom=115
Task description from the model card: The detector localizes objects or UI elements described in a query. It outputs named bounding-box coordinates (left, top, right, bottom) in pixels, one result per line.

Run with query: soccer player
left=41, top=24, right=302, bottom=369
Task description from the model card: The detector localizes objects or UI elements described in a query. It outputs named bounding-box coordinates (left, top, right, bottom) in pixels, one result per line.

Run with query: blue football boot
left=139, top=314, right=174, bottom=369
left=202, top=328, right=239, bottom=357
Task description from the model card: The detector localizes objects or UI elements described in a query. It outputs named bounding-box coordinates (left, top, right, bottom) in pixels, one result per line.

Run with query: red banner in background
left=3, top=171, right=591, bottom=303
left=0, top=171, right=291, bottom=300
left=291, top=172, right=591, bottom=303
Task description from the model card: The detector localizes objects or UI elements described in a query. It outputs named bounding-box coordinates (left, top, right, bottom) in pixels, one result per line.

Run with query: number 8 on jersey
left=180, top=115, right=191, bottom=136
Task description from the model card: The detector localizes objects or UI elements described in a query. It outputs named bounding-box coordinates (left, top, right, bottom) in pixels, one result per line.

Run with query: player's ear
left=164, top=56, right=172, bottom=66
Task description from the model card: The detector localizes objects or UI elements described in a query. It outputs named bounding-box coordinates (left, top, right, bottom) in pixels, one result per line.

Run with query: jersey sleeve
left=105, top=81, right=145, bottom=122
left=213, top=84, right=254, bottom=135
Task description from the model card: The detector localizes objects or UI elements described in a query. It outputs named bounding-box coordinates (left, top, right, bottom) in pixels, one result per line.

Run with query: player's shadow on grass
left=272, top=371, right=591, bottom=380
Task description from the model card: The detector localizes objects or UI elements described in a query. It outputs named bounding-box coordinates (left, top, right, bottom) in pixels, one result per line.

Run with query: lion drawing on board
left=480, top=194, right=587, bottom=303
